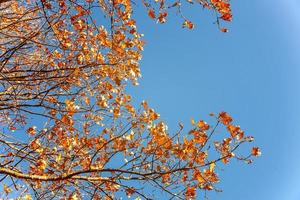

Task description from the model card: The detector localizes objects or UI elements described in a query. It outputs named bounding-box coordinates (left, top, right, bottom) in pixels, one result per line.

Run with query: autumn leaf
left=209, top=162, right=216, bottom=172
left=182, top=170, right=188, bottom=182
left=227, top=124, right=244, bottom=140
left=162, top=173, right=170, bottom=183
left=219, top=112, right=233, bottom=125
left=183, top=20, right=194, bottom=29
left=220, top=28, right=229, bottom=33
left=158, top=12, right=168, bottom=23
left=193, top=169, right=206, bottom=183
left=185, top=186, right=196, bottom=198
left=191, top=118, right=196, bottom=125
left=27, top=126, right=37, bottom=136
left=221, top=13, right=232, bottom=21
left=192, top=131, right=207, bottom=145
left=24, top=194, right=32, bottom=200
left=69, top=193, right=79, bottom=200
left=125, top=187, right=136, bottom=198
left=142, top=100, right=149, bottom=110
left=204, top=184, right=214, bottom=190
left=3, top=184, right=12, bottom=194
left=197, top=120, right=210, bottom=131
left=252, top=147, right=262, bottom=157
left=148, top=9, right=156, bottom=19
left=29, top=139, right=41, bottom=150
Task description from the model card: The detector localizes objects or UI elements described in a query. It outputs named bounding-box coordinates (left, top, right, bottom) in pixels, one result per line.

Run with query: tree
left=0, top=0, right=260, bottom=199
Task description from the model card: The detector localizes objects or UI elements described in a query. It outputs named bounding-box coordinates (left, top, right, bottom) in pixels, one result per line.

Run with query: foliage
left=0, top=0, right=260, bottom=199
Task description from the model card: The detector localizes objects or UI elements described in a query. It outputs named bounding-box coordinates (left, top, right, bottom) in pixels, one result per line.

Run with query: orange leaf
left=197, top=120, right=210, bottom=130
left=185, top=186, right=196, bottom=198
left=251, top=147, right=261, bottom=157
left=158, top=12, right=167, bottom=23
left=125, top=187, right=135, bottom=198
left=220, top=28, right=229, bottom=33
left=193, top=169, right=206, bottom=183
left=221, top=13, right=232, bottom=21
left=142, top=100, right=149, bottom=110
left=183, top=20, right=194, bottom=29
left=4, top=184, right=12, bottom=194
left=219, top=112, right=232, bottom=125
left=27, top=126, right=37, bottom=136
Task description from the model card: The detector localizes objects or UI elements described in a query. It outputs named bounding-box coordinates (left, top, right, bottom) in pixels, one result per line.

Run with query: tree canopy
left=0, top=0, right=260, bottom=199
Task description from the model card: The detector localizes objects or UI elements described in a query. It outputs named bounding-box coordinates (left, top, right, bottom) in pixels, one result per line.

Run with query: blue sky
left=127, top=0, right=300, bottom=199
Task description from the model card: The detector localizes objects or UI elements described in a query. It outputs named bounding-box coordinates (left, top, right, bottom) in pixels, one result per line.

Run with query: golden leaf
left=209, top=162, right=216, bottom=172
left=3, top=184, right=12, bottom=194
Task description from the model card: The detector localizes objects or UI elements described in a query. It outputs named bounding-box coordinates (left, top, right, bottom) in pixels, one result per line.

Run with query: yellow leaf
left=70, top=193, right=79, bottom=200
left=191, top=118, right=195, bottom=126
left=24, top=194, right=32, bottom=200
left=196, top=173, right=205, bottom=183
left=209, top=162, right=216, bottom=172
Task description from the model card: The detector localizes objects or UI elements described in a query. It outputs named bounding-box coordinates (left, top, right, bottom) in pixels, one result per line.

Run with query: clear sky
left=127, top=0, right=300, bottom=199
